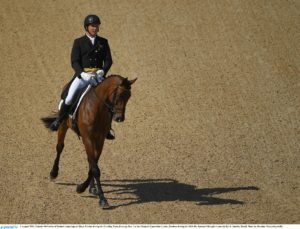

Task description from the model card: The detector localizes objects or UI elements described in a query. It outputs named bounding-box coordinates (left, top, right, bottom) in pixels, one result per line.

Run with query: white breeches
left=65, top=77, right=90, bottom=105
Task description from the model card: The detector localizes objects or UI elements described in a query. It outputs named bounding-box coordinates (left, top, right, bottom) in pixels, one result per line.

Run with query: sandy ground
left=0, top=0, right=299, bottom=224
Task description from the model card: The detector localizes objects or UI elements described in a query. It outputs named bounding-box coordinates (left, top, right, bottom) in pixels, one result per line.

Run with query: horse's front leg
left=50, top=122, right=68, bottom=179
left=90, top=160, right=109, bottom=209
left=76, top=167, right=97, bottom=195
left=89, top=177, right=98, bottom=196
left=83, top=135, right=109, bottom=208
left=77, top=167, right=98, bottom=195
left=76, top=169, right=93, bottom=193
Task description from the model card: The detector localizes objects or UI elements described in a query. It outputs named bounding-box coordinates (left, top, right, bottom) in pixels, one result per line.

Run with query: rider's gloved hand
left=96, top=69, right=105, bottom=82
left=89, top=76, right=98, bottom=87
left=80, top=72, right=93, bottom=81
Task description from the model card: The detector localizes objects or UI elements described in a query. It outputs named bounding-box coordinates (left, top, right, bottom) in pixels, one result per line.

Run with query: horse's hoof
left=76, top=184, right=86, bottom=193
left=50, top=170, right=58, bottom=179
left=89, top=187, right=98, bottom=196
left=99, top=198, right=109, bottom=209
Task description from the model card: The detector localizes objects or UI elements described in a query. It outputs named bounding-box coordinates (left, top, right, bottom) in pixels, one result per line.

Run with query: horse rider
left=49, top=14, right=115, bottom=139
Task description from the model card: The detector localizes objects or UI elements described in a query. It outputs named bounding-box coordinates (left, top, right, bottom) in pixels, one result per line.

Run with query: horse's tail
left=41, top=113, right=58, bottom=130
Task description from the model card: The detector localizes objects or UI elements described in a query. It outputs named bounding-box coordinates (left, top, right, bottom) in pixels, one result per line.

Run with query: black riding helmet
left=84, top=15, right=101, bottom=30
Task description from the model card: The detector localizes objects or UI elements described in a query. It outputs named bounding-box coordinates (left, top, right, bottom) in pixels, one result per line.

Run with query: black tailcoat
left=71, top=35, right=113, bottom=77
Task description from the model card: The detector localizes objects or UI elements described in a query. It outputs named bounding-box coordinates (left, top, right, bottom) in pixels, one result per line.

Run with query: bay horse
left=41, top=75, right=137, bottom=209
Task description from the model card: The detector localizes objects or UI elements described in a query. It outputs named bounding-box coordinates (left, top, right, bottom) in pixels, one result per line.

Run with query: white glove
left=89, top=77, right=98, bottom=87
left=96, top=69, right=105, bottom=82
left=96, top=69, right=105, bottom=77
left=80, top=72, right=93, bottom=81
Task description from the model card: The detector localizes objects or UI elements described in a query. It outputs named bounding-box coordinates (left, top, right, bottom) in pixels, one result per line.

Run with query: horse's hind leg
left=50, top=121, right=68, bottom=179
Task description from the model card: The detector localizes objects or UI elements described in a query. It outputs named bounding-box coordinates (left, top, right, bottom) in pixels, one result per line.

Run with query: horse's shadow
left=57, top=179, right=259, bottom=209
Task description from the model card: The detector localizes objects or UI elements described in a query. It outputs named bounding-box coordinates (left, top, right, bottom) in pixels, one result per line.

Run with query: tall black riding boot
left=50, top=102, right=71, bottom=131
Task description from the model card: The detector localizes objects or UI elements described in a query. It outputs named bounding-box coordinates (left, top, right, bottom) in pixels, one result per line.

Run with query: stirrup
left=106, top=129, right=115, bottom=140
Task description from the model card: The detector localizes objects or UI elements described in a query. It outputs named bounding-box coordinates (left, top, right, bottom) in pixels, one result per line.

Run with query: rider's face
left=87, top=24, right=99, bottom=37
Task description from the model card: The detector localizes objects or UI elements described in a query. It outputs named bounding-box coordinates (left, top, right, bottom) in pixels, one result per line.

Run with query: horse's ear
left=129, top=78, right=137, bottom=85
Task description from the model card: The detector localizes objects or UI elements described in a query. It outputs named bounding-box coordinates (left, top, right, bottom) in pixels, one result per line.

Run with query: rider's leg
left=49, top=101, right=71, bottom=131
left=50, top=77, right=87, bottom=131
left=65, top=77, right=86, bottom=105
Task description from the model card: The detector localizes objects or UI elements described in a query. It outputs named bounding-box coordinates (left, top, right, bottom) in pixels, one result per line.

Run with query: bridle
left=104, top=84, right=131, bottom=116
